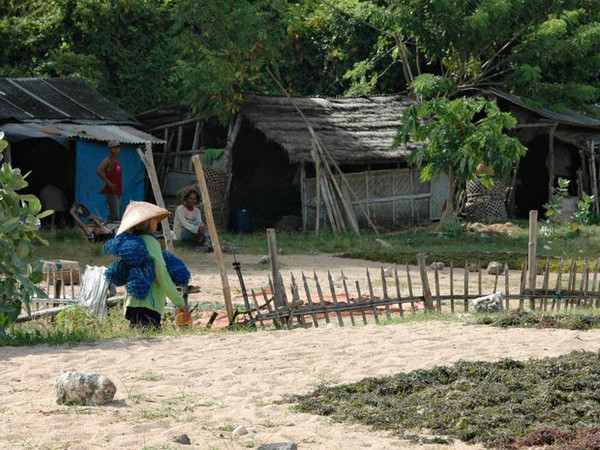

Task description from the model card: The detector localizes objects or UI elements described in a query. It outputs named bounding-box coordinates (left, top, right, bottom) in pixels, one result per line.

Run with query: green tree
left=0, top=132, right=49, bottom=334
left=173, top=0, right=287, bottom=122
left=316, top=0, right=600, bottom=113
left=397, top=96, right=527, bottom=229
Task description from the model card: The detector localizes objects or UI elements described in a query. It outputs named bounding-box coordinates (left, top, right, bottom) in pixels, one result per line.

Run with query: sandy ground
left=4, top=254, right=600, bottom=449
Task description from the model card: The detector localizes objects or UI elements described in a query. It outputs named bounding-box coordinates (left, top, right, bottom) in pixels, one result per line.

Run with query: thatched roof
left=241, top=94, right=417, bottom=164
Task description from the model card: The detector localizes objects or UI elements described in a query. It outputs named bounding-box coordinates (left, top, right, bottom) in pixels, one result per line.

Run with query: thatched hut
left=228, top=94, right=449, bottom=230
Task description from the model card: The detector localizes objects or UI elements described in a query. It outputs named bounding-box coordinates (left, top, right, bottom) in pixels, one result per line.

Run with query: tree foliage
left=397, top=96, right=527, bottom=227
left=0, top=132, right=49, bottom=334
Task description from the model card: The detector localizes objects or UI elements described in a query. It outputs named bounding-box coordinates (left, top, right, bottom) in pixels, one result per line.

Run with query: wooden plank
left=434, top=267, right=441, bottom=312
left=136, top=143, right=174, bottom=252
left=583, top=261, right=590, bottom=307
left=302, top=272, right=319, bottom=327
left=341, top=271, right=356, bottom=326
left=267, top=228, right=286, bottom=308
left=542, top=257, right=550, bottom=310
left=192, top=155, right=232, bottom=321
left=366, top=269, right=379, bottom=323
left=417, top=254, right=433, bottom=310
left=393, top=264, right=404, bottom=317
left=405, top=263, right=415, bottom=312
left=519, top=262, right=526, bottom=309
left=355, top=280, right=368, bottom=324
left=313, top=272, right=331, bottom=324
left=381, top=267, right=391, bottom=320
left=555, top=258, right=564, bottom=310
left=327, top=270, right=345, bottom=326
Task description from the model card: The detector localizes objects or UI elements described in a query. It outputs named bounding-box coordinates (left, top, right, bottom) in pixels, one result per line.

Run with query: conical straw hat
left=117, top=201, right=169, bottom=235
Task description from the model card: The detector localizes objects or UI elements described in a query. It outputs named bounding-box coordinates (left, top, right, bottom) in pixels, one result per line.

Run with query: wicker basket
left=465, top=178, right=507, bottom=222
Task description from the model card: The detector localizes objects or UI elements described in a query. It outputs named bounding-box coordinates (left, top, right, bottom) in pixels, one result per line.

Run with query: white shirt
left=173, top=205, right=203, bottom=239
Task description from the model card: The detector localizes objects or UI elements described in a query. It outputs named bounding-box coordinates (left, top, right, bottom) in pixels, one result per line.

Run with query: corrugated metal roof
left=1, top=122, right=164, bottom=145
left=0, top=77, right=133, bottom=122
left=486, top=88, right=600, bottom=129
left=55, top=124, right=164, bottom=144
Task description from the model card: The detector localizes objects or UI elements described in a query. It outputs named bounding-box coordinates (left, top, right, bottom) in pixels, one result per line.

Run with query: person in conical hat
left=105, top=201, right=190, bottom=330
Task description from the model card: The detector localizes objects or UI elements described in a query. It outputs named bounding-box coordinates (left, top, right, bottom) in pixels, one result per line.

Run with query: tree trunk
left=435, top=171, right=459, bottom=231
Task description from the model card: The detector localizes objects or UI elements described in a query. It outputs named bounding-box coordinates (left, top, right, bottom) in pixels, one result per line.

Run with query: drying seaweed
left=476, top=309, right=600, bottom=330
left=290, top=351, right=600, bottom=447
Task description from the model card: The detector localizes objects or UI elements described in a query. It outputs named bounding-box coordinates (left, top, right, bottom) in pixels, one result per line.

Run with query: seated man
left=39, top=184, right=69, bottom=229
left=173, top=191, right=212, bottom=250
left=69, top=203, right=113, bottom=243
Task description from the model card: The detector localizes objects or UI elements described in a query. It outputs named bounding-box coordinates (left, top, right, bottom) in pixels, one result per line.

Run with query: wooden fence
left=242, top=256, right=600, bottom=330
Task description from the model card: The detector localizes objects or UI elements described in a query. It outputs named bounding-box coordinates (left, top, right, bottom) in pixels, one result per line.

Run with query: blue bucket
left=234, top=209, right=251, bottom=233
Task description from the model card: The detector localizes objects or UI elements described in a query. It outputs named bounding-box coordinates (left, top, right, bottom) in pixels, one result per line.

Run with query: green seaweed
left=290, top=351, right=600, bottom=447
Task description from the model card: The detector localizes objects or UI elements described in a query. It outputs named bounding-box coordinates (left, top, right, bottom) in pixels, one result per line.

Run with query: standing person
left=96, top=140, right=123, bottom=221
left=103, top=201, right=191, bottom=330
left=174, top=190, right=212, bottom=250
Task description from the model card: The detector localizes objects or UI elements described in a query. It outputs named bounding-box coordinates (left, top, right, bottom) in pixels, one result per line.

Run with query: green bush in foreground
left=291, top=351, right=600, bottom=446
left=0, top=131, right=51, bottom=334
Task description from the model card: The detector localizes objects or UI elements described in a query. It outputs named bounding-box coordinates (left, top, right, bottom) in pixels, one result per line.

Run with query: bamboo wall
left=303, top=167, right=448, bottom=229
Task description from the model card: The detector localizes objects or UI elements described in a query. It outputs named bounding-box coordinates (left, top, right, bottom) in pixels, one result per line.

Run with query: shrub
left=0, top=131, right=51, bottom=334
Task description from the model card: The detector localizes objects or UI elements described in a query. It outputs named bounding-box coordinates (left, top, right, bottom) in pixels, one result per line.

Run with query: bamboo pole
left=137, top=142, right=174, bottom=252
left=192, top=155, right=233, bottom=322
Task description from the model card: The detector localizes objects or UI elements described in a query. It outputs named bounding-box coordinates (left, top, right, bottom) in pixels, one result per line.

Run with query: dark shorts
left=125, top=307, right=161, bottom=331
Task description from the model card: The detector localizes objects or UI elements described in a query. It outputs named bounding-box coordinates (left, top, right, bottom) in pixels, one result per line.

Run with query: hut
left=228, top=94, right=449, bottom=230
left=485, top=89, right=600, bottom=217
left=136, top=94, right=450, bottom=232
left=0, top=77, right=163, bottom=220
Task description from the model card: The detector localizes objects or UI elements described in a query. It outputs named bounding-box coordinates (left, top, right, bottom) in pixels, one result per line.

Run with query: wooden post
left=527, top=210, right=538, bottom=310
left=267, top=228, right=285, bottom=308
left=417, top=254, right=433, bottom=310
left=192, top=155, right=233, bottom=322
left=137, top=142, right=174, bottom=253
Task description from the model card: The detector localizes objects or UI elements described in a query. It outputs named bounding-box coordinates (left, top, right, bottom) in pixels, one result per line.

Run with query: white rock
left=55, top=371, right=116, bottom=406
left=487, top=261, right=504, bottom=275
left=383, top=266, right=394, bottom=278
left=472, top=293, right=504, bottom=313
left=259, top=255, right=270, bottom=264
